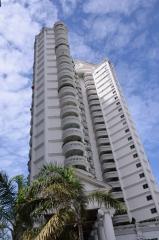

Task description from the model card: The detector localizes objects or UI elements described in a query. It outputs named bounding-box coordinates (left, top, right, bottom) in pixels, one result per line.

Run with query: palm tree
left=20, top=164, right=124, bottom=240
left=0, top=171, right=28, bottom=240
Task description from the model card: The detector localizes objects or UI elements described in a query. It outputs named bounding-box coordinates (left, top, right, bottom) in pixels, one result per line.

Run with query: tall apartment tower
left=29, top=21, right=159, bottom=226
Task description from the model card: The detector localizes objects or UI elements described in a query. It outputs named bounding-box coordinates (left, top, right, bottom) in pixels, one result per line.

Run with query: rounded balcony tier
left=90, top=105, right=102, bottom=112
left=63, top=141, right=85, bottom=157
left=60, top=95, right=78, bottom=107
left=93, top=117, right=105, bottom=124
left=59, top=86, right=76, bottom=98
left=63, top=128, right=83, bottom=143
left=102, top=162, right=116, bottom=170
left=87, top=89, right=97, bottom=95
left=57, top=55, right=72, bottom=65
left=94, top=123, right=106, bottom=131
left=61, top=105, right=79, bottom=118
left=58, top=69, right=74, bottom=81
left=99, top=146, right=112, bottom=154
left=103, top=171, right=118, bottom=180
left=89, top=100, right=100, bottom=107
left=62, top=116, right=81, bottom=130
left=85, top=80, right=94, bottom=86
left=86, top=85, right=96, bottom=91
left=58, top=62, right=73, bottom=72
left=100, top=154, right=114, bottom=162
left=97, top=138, right=110, bottom=146
left=54, top=21, right=66, bottom=30
left=58, top=78, right=75, bottom=90
left=55, top=47, right=70, bottom=58
left=87, top=94, right=98, bottom=101
left=65, top=156, right=88, bottom=169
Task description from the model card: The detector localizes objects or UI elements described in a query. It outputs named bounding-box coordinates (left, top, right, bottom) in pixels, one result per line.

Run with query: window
left=130, top=144, right=135, bottom=149
left=125, top=129, right=129, bottom=133
left=113, top=91, right=116, bottom=94
left=128, top=136, right=132, bottom=141
left=151, top=208, right=157, bottom=214
left=120, top=114, right=124, bottom=118
left=118, top=108, right=122, bottom=112
left=143, top=184, right=148, bottom=189
left=136, top=163, right=141, bottom=168
left=116, top=102, right=120, bottom=105
left=123, top=121, right=126, bottom=125
left=146, top=195, right=152, bottom=201
left=139, top=173, right=145, bottom=178
left=133, top=153, right=138, bottom=158
left=114, top=96, right=118, bottom=100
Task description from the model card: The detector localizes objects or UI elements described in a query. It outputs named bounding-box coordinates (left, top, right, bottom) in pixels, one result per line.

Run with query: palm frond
left=88, top=191, right=125, bottom=211
left=35, top=209, right=72, bottom=240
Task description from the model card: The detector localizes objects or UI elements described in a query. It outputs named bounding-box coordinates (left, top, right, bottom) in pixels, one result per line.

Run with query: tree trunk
left=78, top=222, right=84, bottom=240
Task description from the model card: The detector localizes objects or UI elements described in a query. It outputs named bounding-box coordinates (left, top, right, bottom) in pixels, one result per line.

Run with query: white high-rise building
left=29, top=21, right=159, bottom=239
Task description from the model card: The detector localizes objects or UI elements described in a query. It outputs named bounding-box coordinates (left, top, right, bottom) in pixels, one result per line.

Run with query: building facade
left=29, top=21, right=159, bottom=239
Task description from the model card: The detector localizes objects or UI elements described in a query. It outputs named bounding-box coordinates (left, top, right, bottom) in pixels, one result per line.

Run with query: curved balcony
left=55, top=38, right=69, bottom=50
left=61, top=105, right=79, bottom=118
left=96, top=130, right=107, bottom=138
left=58, top=78, right=75, bottom=90
left=62, top=116, right=81, bottom=130
left=63, top=141, right=85, bottom=157
left=85, top=80, right=94, bottom=87
left=99, top=146, right=112, bottom=154
left=58, top=62, right=73, bottom=72
left=109, top=181, right=121, bottom=188
left=100, top=154, right=114, bottom=162
left=89, top=100, right=100, bottom=107
left=57, top=55, right=72, bottom=65
left=59, top=86, right=76, bottom=97
left=113, top=214, right=129, bottom=225
left=103, top=171, right=118, bottom=180
left=102, top=162, right=116, bottom=170
left=94, top=123, right=106, bottom=131
left=87, top=94, right=98, bottom=101
left=93, top=117, right=104, bottom=124
left=84, top=75, right=93, bottom=81
left=91, top=111, right=103, bottom=118
left=86, top=85, right=96, bottom=91
left=87, top=89, right=97, bottom=95
left=63, top=128, right=83, bottom=143
left=112, top=191, right=124, bottom=199
left=60, top=95, right=78, bottom=107
left=55, top=47, right=70, bottom=58
left=58, top=69, right=74, bottom=81
left=54, top=21, right=66, bottom=30
left=65, top=156, right=88, bottom=169
left=90, top=105, right=102, bottom=112
left=97, top=138, right=110, bottom=146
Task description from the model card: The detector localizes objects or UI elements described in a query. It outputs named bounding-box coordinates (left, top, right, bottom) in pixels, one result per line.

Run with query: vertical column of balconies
left=85, top=73, right=124, bottom=200
left=75, top=73, right=95, bottom=175
left=54, top=22, right=88, bottom=171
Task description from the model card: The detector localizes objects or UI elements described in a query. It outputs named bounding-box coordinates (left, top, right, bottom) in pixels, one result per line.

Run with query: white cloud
left=83, top=0, right=156, bottom=15
left=59, top=0, right=80, bottom=15
left=69, top=32, right=100, bottom=62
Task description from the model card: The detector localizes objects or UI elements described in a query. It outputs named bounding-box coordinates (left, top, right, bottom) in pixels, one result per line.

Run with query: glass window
left=136, top=163, right=141, bottom=168
left=143, top=184, right=148, bottom=189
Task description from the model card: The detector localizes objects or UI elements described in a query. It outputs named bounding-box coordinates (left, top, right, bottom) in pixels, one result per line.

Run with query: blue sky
left=0, top=0, right=159, bottom=183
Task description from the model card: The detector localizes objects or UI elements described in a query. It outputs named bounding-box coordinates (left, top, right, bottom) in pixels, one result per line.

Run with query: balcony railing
left=63, top=128, right=83, bottom=141
left=63, top=141, right=85, bottom=155
left=59, top=86, right=76, bottom=97
left=65, top=155, right=88, bottom=168
left=61, top=105, right=79, bottom=118
left=61, top=116, right=81, bottom=129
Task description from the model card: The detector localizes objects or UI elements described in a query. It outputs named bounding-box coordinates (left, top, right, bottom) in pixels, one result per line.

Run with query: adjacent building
left=28, top=21, right=159, bottom=239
